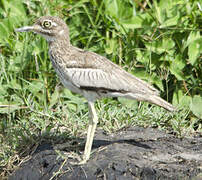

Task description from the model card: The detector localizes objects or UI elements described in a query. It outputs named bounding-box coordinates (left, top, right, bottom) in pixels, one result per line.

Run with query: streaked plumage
left=16, top=16, right=175, bottom=164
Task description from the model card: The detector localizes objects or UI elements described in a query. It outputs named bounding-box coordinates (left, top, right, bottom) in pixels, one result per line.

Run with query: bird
left=16, top=16, right=176, bottom=164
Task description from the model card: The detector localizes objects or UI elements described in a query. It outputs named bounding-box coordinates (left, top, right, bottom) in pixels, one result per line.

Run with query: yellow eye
left=42, top=20, right=52, bottom=28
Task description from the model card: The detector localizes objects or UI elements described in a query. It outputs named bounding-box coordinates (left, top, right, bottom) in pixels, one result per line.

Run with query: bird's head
left=16, top=16, right=69, bottom=42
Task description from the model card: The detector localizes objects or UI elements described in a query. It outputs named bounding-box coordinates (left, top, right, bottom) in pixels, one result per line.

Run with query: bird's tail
left=147, top=95, right=176, bottom=112
left=124, top=93, right=176, bottom=112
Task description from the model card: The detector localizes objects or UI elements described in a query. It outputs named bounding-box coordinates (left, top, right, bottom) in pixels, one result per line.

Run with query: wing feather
left=64, top=68, right=136, bottom=93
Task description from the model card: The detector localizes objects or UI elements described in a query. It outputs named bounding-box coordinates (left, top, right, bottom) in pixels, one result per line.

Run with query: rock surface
left=9, top=127, right=202, bottom=180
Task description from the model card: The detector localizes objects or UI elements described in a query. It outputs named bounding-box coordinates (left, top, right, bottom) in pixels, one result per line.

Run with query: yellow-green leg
left=79, top=101, right=98, bottom=164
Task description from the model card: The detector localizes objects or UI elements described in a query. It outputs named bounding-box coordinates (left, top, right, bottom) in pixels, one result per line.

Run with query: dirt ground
left=9, top=127, right=202, bottom=180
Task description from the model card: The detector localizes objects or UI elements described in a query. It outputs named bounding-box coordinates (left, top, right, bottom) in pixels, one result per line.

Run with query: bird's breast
left=48, top=51, right=82, bottom=94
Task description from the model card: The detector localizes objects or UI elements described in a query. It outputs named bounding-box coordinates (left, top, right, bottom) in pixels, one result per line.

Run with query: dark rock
left=9, top=127, right=202, bottom=180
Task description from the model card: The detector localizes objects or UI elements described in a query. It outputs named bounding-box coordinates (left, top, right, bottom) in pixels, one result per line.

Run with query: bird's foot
left=68, top=155, right=88, bottom=165
left=77, top=158, right=88, bottom=165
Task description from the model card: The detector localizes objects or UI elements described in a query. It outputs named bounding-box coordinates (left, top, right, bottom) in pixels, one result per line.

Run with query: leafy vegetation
left=0, top=0, right=201, bottom=178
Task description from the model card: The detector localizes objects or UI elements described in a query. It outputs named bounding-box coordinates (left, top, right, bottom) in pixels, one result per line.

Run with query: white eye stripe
left=52, top=22, right=57, bottom=26
left=59, top=29, right=64, bottom=35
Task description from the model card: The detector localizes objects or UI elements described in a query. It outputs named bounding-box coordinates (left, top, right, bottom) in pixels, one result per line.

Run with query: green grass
left=0, top=0, right=201, bottom=178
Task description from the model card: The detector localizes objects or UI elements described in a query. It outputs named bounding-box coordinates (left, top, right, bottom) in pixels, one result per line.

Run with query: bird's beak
left=15, top=26, right=35, bottom=32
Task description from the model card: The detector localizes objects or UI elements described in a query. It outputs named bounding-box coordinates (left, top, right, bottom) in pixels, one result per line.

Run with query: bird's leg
left=79, top=101, right=98, bottom=164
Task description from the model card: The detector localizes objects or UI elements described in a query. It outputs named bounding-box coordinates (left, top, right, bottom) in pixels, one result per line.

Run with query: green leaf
left=105, top=30, right=117, bottom=54
left=121, top=14, right=153, bottom=29
left=49, top=89, right=60, bottom=109
left=170, top=55, right=186, bottom=80
left=104, top=0, right=134, bottom=21
left=0, top=22, right=9, bottom=41
left=188, top=38, right=202, bottom=65
left=145, top=37, right=175, bottom=55
left=162, top=37, right=175, bottom=50
left=135, top=50, right=149, bottom=64
left=160, top=13, right=179, bottom=28
left=154, top=0, right=164, bottom=24
left=131, top=69, right=164, bottom=91
left=118, top=97, right=138, bottom=109
left=173, top=55, right=186, bottom=70
left=132, top=69, right=150, bottom=81
left=190, top=95, right=202, bottom=119
left=2, top=0, right=26, bottom=18
left=6, top=80, right=22, bottom=90
left=27, top=81, right=44, bottom=94
left=173, top=90, right=191, bottom=107
left=0, top=85, right=8, bottom=96
left=61, top=89, right=86, bottom=111
left=151, top=75, right=164, bottom=91
left=185, top=31, right=201, bottom=49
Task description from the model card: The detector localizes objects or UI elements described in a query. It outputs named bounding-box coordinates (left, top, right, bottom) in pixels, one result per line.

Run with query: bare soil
left=9, top=127, right=202, bottom=180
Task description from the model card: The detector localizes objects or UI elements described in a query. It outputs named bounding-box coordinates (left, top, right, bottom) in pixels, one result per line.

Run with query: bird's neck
left=48, top=35, right=71, bottom=47
left=48, top=36, right=72, bottom=63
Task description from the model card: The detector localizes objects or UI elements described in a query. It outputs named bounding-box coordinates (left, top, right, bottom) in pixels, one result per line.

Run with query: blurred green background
left=0, top=0, right=201, bottom=177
